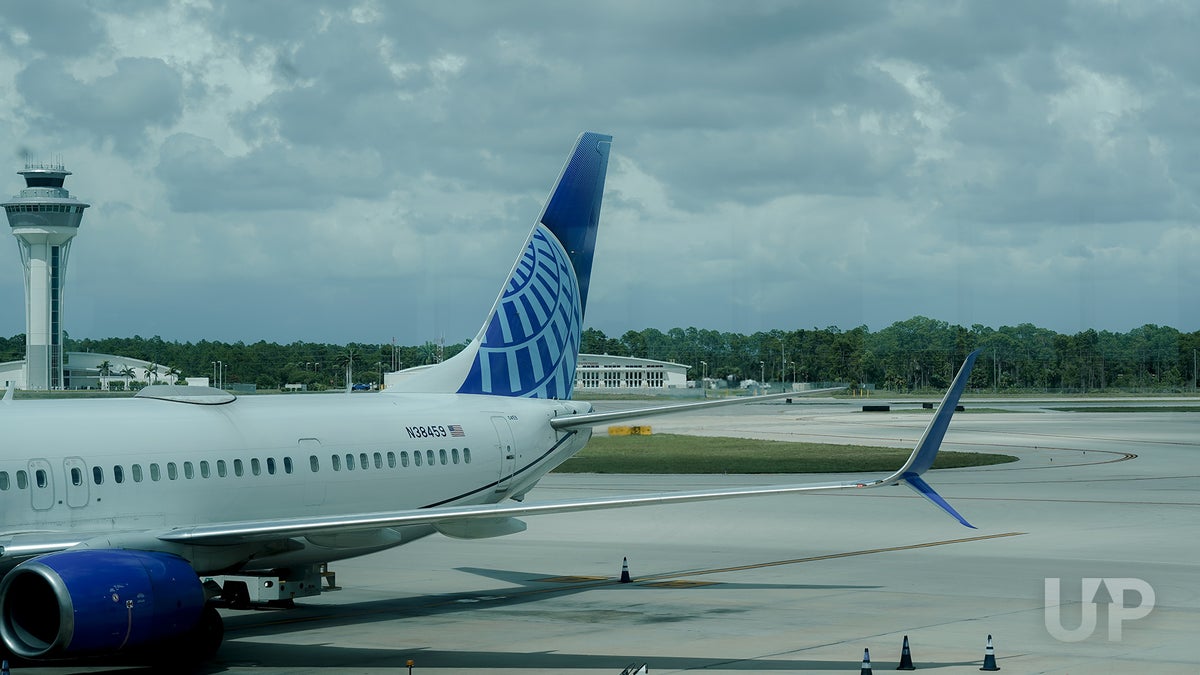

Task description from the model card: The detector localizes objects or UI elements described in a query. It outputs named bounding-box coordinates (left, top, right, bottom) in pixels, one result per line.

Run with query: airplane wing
left=550, top=386, right=846, bottom=430
left=158, top=352, right=979, bottom=546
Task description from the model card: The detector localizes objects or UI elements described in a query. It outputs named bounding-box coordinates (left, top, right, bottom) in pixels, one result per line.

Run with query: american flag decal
left=448, top=424, right=465, bottom=437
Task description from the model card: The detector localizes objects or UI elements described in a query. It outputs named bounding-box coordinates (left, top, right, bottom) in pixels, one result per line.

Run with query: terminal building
left=573, top=354, right=689, bottom=392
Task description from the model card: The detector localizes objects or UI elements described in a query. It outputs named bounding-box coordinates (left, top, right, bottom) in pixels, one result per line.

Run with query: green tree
left=97, top=360, right=113, bottom=391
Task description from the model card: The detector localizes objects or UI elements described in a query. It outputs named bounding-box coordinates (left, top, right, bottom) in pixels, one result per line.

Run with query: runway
left=33, top=398, right=1200, bottom=673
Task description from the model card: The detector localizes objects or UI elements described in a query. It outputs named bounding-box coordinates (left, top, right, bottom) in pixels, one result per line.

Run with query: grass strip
left=555, top=433, right=1016, bottom=474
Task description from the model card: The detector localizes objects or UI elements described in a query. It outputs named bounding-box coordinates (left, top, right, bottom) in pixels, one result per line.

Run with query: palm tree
left=97, top=360, right=112, bottom=391
left=119, top=365, right=135, bottom=390
left=337, top=349, right=360, bottom=390
left=165, top=366, right=181, bottom=385
left=144, top=362, right=159, bottom=385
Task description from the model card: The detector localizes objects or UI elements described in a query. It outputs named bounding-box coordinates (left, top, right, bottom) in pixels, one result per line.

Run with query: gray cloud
left=0, top=0, right=1195, bottom=343
left=15, top=58, right=184, bottom=156
left=0, top=0, right=108, bottom=57
left=156, top=133, right=382, bottom=212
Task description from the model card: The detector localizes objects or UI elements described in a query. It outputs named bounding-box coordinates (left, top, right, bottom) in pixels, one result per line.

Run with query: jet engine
left=0, top=549, right=218, bottom=659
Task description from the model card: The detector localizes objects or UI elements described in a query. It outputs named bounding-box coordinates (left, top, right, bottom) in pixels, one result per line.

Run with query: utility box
left=207, top=566, right=323, bottom=606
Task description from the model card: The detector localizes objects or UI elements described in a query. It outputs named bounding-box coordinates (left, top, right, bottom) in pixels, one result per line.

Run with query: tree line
left=47, top=335, right=467, bottom=391
left=581, top=317, right=1200, bottom=393
left=4, top=317, right=1190, bottom=393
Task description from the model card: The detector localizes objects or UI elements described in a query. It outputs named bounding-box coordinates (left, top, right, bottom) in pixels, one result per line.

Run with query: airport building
left=573, top=353, right=689, bottom=392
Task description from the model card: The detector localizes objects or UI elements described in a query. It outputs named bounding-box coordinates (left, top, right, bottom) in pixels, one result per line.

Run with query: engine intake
left=0, top=549, right=206, bottom=658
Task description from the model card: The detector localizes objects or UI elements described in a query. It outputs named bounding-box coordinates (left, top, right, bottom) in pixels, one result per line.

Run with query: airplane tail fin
left=387, top=132, right=612, bottom=399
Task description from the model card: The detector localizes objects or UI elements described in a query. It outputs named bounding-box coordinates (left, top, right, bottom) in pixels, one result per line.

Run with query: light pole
left=759, top=361, right=765, bottom=392
left=216, top=361, right=223, bottom=390
left=211, top=361, right=216, bottom=387
left=700, top=360, right=707, bottom=398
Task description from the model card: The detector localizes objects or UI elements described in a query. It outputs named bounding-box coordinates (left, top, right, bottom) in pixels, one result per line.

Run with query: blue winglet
left=902, top=350, right=980, bottom=476
left=893, top=350, right=980, bottom=528
left=903, top=475, right=976, bottom=528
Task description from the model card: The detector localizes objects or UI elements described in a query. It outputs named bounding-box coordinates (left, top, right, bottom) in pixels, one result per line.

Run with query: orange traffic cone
left=896, top=634, right=915, bottom=670
left=980, top=634, right=999, bottom=671
left=860, top=647, right=873, bottom=674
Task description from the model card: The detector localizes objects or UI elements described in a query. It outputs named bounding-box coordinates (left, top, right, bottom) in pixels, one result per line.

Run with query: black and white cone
left=860, top=647, right=873, bottom=674
left=897, top=634, right=915, bottom=670
left=620, top=556, right=632, bottom=583
left=980, top=634, right=999, bottom=671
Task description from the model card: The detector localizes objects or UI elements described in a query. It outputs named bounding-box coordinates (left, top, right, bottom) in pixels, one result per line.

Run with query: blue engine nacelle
left=0, top=549, right=206, bottom=659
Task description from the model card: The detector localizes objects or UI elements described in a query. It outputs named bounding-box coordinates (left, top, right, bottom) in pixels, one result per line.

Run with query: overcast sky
left=0, top=1, right=1195, bottom=345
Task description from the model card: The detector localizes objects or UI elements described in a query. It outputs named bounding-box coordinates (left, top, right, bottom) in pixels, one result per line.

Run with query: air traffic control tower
left=2, top=163, right=90, bottom=390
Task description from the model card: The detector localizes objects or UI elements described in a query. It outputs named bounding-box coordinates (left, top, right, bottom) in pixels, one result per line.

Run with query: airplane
left=0, top=132, right=979, bottom=662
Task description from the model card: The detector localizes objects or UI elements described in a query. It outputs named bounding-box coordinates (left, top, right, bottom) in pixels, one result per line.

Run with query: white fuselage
left=0, top=393, right=592, bottom=574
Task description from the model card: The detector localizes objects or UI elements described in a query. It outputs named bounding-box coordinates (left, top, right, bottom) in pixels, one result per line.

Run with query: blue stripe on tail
left=456, top=133, right=611, bottom=399
left=540, top=132, right=611, bottom=316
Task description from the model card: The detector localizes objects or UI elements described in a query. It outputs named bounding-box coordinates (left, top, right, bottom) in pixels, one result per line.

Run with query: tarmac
left=26, top=397, right=1200, bottom=673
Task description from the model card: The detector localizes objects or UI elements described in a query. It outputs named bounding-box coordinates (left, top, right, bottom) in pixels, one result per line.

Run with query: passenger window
left=71, top=467, right=83, bottom=486
left=132, top=464, right=143, bottom=482
left=150, top=463, right=161, bottom=481
left=387, top=451, right=396, bottom=468
left=439, top=449, right=447, bottom=465
left=184, top=462, right=194, bottom=479
left=0, top=471, right=8, bottom=490
left=346, top=454, right=355, bottom=470
left=36, top=469, right=48, bottom=488
left=251, top=458, right=261, bottom=476
left=266, top=458, right=276, bottom=475
left=426, top=450, right=434, bottom=466
left=167, top=463, right=178, bottom=480
left=374, top=452, right=382, bottom=469
left=217, top=459, right=227, bottom=477
left=16, top=470, right=27, bottom=489
left=310, top=455, right=320, bottom=472
left=200, top=461, right=210, bottom=478
left=234, top=459, right=244, bottom=477
left=91, top=466, right=102, bottom=485
left=464, top=448, right=471, bottom=463
left=401, top=451, right=409, bottom=467
left=284, top=457, right=293, bottom=474
left=331, top=454, right=341, bottom=471
left=360, top=453, right=369, bottom=470
left=413, top=451, right=422, bottom=467
left=452, top=448, right=460, bottom=464
left=114, top=465, right=125, bottom=484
